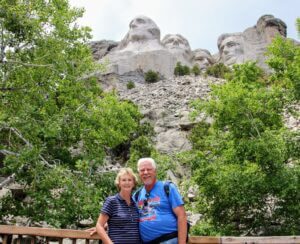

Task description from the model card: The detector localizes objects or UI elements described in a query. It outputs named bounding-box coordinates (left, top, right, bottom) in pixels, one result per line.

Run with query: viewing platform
left=0, top=225, right=299, bottom=244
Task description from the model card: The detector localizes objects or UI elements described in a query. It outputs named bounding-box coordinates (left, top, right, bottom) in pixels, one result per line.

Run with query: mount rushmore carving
left=89, top=14, right=295, bottom=77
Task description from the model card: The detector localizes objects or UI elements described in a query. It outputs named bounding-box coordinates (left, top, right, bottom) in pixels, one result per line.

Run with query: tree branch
left=76, top=70, right=103, bottom=82
left=10, top=127, right=31, bottom=147
left=0, top=149, right=19, bottom=156
left=247, top=111, right=261, bottom=137
left=0, top=87, right=26, bottom=92
left=1, top=126, right=53, bottom=168
left=3, top=60, right=54, bottom=68
left=0, top=126, right=55, bottom=189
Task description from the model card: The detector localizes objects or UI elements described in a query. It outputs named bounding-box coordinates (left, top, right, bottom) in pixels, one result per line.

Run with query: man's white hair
left=137, top=157, right=157, bottom=171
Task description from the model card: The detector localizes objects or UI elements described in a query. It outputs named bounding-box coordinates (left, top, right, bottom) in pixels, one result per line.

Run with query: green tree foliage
left=144, top=70, right=159, bottom=83
left=126, top=121, right=155, bottom=170
left=266, top=36, right=300, bottom=101
left=191, top=64, right=201, bottom=76
left=205, top=63, right=231, bottom=78
left=190, top=61, right=300, bottom=235
left=0, top=0, right=140, bottom=227
left=174, top=61, right=190, bottom=76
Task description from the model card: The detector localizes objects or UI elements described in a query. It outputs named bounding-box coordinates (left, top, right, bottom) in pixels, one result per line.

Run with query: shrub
left=192, top=65, right=201, bottom=76
left=205, top=63, right=231, bottom=78
left=174, top=62, right=190, bottom=76
left=145, top=70, right=159, bottom=83
left=183, top=65, right=190, bottom=75
left=127, top=80, right=135, bottom=89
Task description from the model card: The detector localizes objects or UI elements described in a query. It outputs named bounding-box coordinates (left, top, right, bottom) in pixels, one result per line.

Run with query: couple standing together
left=91, top=157, right=188, bottom=244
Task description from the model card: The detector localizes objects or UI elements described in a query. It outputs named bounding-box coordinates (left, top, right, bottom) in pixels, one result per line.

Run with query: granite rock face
left=162, top=33, right=193, bottom=64
left=217, top=15, right=287, bottom=70
left=89, top=14, right=295, bottom=76
left=89, top=40, right=118, bottom=60
left=95, top=15, right=192, bottom=77
left=192, top=48, right=215, bottom=71
left=103, top=74, right=223, bottom=154
left=98, top=69, right=299, bottom=156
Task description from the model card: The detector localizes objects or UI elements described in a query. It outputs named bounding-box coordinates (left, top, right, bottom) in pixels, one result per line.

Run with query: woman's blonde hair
left=114, top=168, right=138, bottom=190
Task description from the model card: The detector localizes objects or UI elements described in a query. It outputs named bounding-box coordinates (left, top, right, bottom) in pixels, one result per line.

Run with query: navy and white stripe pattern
left=101, top=193, right=141, bottom=244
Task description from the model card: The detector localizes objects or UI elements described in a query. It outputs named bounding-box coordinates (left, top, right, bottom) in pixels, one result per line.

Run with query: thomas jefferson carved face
left=193, top=49, right=214, bottom=71
left=218, top=34, right=244, bottom=66
left=162, top=34, right=191, bottom=53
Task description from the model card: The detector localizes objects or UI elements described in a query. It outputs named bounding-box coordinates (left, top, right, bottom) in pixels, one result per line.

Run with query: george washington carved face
left=126, top=16, right=160, bottom=42
left=117, top=16, right=161, bottom=51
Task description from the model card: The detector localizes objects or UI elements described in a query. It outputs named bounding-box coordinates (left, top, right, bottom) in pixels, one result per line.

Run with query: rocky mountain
left=101, top=73, right=220, bottom=153
left=98, top=72, right=300, bottom=159
left=90, top=14, right=298, bottom=158
left=90, top=14, right=297, bottom=77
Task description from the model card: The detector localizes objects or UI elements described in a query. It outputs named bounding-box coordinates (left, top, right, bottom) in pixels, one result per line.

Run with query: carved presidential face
left=162, top=34, right=191, bottom=52
left=258, top=15, right=287, bottom=36
left=193, top=49, right=214, bottom=71
left=127, top=16, right=160, bottom=42
left=219, top=35, right=244, bottom=65
left=257, top=15, right=287, bottom=42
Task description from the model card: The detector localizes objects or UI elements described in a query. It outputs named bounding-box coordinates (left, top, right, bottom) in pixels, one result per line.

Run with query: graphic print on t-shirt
left=138, top=196, right=160, bottom=221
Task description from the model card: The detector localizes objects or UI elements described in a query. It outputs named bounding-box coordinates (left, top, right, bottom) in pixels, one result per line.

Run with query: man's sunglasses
left=143, top=192, right=150, bottom=207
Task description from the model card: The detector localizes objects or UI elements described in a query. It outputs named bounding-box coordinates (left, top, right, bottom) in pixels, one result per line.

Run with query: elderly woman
left=96, top=168, right=141, bottom=244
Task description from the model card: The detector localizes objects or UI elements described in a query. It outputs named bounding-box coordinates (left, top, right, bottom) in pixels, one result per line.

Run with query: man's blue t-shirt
left=135, top=181, right=184, bottom=242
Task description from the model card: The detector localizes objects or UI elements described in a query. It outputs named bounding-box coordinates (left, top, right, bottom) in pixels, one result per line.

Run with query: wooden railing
left=0, top=225, right=299, bottom=244
left=0, top=225, right=101, bottom=244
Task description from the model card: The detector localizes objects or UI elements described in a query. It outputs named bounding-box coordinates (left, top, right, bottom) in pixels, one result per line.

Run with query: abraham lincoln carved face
left=218, top=33, right=244, bottom=66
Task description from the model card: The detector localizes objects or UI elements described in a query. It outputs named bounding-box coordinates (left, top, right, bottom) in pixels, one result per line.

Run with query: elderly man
left=135, top=157, right=187, bottom=244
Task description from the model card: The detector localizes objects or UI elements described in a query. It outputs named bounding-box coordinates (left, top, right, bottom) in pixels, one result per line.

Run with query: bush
left=174, top=62, right=190, bottom=76
left=190, top=60, right=300, bottom=235
left=145, top=70, right=159, bottom=83
left=191, top=220, right=221, bottom=236
left=127, top=136, right=154, bottom=170
left=192, top=65, right=201, bottom=76
left=205, top=63, right=231, bottom=78
left=127, top=80, right=135, bottom=89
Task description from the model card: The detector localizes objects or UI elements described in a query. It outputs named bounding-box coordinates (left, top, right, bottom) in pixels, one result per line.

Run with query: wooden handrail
left=189, top=236, right=220, bottom=243
left=0, top=225, right=101, bottom=243
left=0, top=225, right=300, bottom=244
left=220, top=236, right=300, bottom=243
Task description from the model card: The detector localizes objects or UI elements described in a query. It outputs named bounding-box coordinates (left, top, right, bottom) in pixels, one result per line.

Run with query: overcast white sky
left=69, top=0, right=299, bottom=54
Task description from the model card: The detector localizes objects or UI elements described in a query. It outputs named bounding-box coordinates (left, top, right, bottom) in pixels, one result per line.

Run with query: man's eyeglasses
left=143, top=192, right=150, bottom=207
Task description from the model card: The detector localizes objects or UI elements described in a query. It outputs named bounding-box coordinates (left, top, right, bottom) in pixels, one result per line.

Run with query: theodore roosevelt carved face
left=193, top=49, right=214, bottom=71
